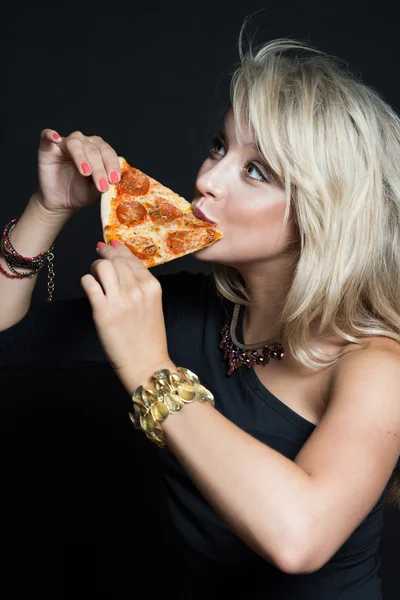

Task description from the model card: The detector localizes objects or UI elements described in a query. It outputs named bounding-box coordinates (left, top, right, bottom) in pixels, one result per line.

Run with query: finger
left=40, top=128, right=63, bottom=143
left=63, top=135, right=97, bottom=181
left=63, top=134, right=119, bottom=192
left=96, top=242, right=153, bottom=285
left=82, top=141, right=112, bottom=193
left=87, top=136, right=121, bottom=185
left=55, top=131, right=101, bottom=185
left=89, top=258, right=122, bottom=295
left=89, top=256, right=142, bottom=301
left=38, top=129, right=65, bottom=165
left=92, top=252, right=138, bottom=291
left=112, top=259, right=137, bottom=287
left=80, top=273, right=107, bottom=311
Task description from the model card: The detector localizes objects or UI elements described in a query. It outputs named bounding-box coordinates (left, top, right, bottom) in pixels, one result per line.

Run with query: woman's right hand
left=34, top=129, right=121, bottom=216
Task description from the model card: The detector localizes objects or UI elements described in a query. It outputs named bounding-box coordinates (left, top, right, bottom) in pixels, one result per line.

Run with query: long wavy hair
left=211, top=32, right=400, bottom=509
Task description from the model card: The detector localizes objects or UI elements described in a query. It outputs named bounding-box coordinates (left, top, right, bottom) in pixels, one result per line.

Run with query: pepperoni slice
left=119, top=168, right=150, bottom=196
left=166, top=228, right=217, bottom=255
left=149, top=199, right=183, bottom=225
left=196, top=227, right=218, bottom=245
left=126, top=237, right=160, bottom=262
left=166, top=231, right=191, bottom=254
left=116, top=199, right=147, bottom=226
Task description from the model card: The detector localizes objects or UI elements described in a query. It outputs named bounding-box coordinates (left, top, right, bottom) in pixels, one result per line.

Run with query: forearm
left=161, top=398, right=313, bottom=573
left=0, top=194, right=71, bottom=331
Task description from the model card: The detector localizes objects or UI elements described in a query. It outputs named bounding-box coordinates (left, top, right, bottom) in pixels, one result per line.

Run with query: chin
left=192, top=249, right=213, bottom=262
left=192, top=251, right=235, bottom=271
left=192, top=240, right=245, bottom=267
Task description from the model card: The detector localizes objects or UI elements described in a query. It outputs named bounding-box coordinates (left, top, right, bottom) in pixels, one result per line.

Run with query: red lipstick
left=193, top=206, right=216, bottom=224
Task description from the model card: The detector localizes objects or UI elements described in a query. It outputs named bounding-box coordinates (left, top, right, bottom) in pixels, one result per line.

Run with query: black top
left=0, top=270, right=397, bottom=599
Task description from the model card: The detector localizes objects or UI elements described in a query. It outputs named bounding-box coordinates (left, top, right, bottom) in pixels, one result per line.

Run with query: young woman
left=1, top=35, right=399, bottom=598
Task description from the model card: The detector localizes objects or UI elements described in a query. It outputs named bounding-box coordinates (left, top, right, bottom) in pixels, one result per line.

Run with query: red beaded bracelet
left=0, top=218, right=56, bottom=302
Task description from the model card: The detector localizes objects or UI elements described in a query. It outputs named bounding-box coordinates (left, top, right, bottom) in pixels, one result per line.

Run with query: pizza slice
left=100, top=157, right=223, bottom=268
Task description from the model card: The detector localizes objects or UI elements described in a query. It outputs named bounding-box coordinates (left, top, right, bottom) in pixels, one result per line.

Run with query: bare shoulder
left=338, top=335, right=400, bottom=362
left=320, top=335, right=400, bottom=408
left=329, top=335, right=400, bottom=398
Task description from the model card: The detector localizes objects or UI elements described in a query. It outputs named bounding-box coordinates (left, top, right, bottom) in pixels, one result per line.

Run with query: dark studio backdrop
left=1, top=1, right=399, bottom=598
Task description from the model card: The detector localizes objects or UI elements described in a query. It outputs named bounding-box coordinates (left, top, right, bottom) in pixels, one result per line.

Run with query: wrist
left=136, top=359, right=178, bottom=390
left=1, top=197, right=67, bottom=265
left=29, top=192, right=75, bottom=224
left=128, top=365, right=215, bottom=448
left=117, top=359, right=178, bottom=396
left=160, top=394, right=212, bottom=436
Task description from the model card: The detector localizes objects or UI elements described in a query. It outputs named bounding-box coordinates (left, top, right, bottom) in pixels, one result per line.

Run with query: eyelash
left=208, top=135, right=269, bottom=183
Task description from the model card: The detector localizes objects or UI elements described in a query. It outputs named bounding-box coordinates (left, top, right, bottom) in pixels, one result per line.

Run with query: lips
left=192, top=205, right=216, bottom=224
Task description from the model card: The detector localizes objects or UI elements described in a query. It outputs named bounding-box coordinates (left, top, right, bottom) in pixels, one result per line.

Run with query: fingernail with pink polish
left=96, top=242, right=107, bottom=248
left=111, top=240, right=121, bottom=247
left=110, top=170, right=119, bottom=184
left=100, top=178, right=108, bottom=191
left=81, top=161, right=91, bottom=174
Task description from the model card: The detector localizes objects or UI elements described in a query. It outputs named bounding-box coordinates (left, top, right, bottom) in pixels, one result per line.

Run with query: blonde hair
left=211, top=32, right=400, bottom=508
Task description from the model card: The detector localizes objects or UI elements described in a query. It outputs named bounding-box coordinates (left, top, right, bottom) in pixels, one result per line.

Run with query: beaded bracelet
left=0, top=218, right=55, bottom=302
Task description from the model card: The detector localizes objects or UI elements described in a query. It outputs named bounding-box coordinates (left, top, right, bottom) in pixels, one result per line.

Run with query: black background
left=1, top=1, right=399, bottom=598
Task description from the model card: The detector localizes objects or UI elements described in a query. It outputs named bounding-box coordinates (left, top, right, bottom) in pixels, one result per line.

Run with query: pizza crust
left=100, top=157, right=127, bottom=242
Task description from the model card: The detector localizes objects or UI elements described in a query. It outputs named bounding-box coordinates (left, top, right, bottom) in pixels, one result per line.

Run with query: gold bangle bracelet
left=129, top=367, right=215, bottom=447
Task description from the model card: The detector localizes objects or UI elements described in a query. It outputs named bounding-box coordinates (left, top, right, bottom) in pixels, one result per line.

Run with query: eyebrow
left=244, top=141, right=259, bottom=151
left=218, top=120, right=281, bottom=185
left=219, top=125, right=260, bottom=153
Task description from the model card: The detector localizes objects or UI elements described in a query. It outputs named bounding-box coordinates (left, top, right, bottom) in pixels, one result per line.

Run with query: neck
left=236, top=257, right=295, bottom=345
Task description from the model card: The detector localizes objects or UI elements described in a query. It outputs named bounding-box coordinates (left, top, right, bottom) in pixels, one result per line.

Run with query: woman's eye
left=245, top=162, right=267, bottom=182
left=209, top=136, right=225, bottom=156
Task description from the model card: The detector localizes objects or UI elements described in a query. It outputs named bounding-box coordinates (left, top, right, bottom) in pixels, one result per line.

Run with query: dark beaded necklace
left=219, top=303, right=285, bottom=376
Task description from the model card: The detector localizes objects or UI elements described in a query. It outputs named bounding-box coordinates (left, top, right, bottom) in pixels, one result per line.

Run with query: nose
left=195, top=160, right=227, bottom=202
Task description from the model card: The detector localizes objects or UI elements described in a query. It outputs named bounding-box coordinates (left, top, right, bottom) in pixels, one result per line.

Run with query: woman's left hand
left=80, top=239, right=175, bottom=393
